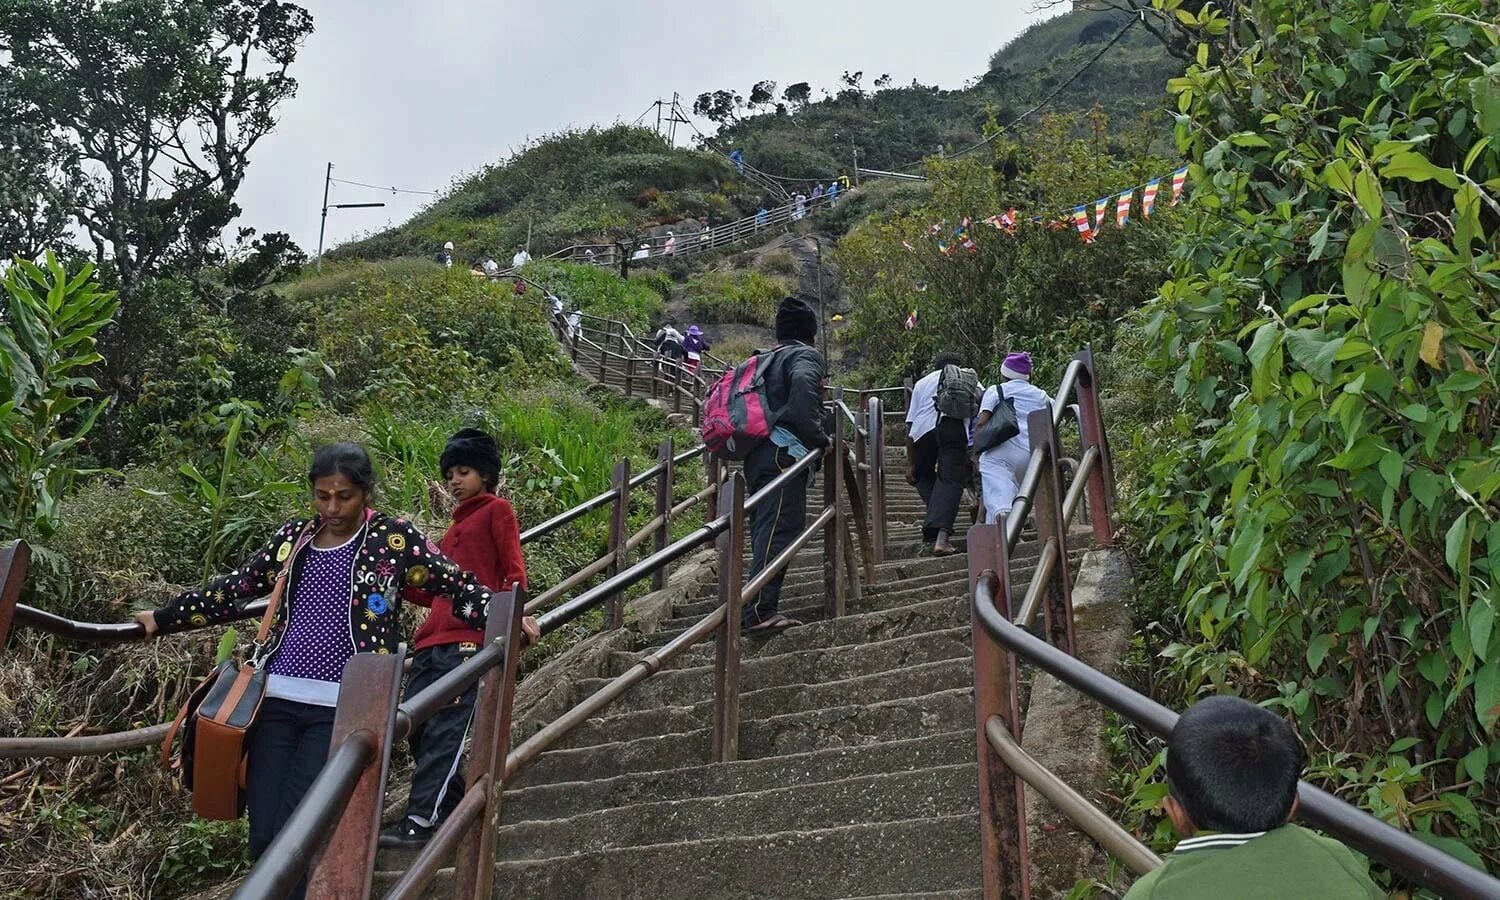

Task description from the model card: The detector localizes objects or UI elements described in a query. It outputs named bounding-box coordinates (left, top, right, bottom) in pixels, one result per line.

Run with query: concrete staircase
left=373, top=422, right=1076, bottom=896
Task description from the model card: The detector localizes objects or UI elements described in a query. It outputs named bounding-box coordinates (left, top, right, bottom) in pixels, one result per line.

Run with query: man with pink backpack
left=701, top=297, right=828, bottom=634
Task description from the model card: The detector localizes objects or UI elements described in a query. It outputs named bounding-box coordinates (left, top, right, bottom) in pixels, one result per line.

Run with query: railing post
left=712, top=473, right=746, bottom=762
left=305, top=650, right=406, bottom=900
left=650, top=358, right=660, bottom=399
left=0, top=540, right=29, bottom=652
left=841, top=447, right=877, bottom=587
left=1029, top=408, right=1077, bottom=656
left=966, top=521, right=1029, bottom=900
left=606, top=458, right=631, bottom=630
left=596, top=338, right=608, bottom=382
left=624, top=355, right=634, bottom=397
left=824, top=399, right=846, bottom=619
left=1073, top=348, right=1117, bottom=547
left=705, top=452, right=722, bottom=521
left=672, top=364, right=683, bottom=414
left=868, top=397, right=887, bottom=564
left=652, top=438, right=674, bottom=591
left=453, top=586, right=526, bottom=900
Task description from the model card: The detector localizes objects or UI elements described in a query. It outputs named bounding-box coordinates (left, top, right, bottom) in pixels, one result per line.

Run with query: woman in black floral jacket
left=135, top=443, right=536, bottom=897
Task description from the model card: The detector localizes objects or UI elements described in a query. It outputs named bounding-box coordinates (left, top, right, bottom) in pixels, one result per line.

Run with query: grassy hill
left=334, top=7, right=1181, bottom=264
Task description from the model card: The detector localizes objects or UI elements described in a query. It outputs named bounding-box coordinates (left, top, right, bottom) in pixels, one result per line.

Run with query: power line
left=328, top=176, right=439, bottom=196
left=898, top=13, right=1140, bottom=171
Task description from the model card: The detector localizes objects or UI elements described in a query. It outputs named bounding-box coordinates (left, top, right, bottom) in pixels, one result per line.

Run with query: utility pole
left=666, top=92, right=689, bottom=146
left=316, top=161, right=385, bottom=270
left=852, top=142, right=860, bottom=187
left=816, top=239, right=827, bottom=356
left=655, top=99, right=663, bottom=137
left=526, top=217, right=533, bottom=254
left=317, top=162, right=332, bottom=269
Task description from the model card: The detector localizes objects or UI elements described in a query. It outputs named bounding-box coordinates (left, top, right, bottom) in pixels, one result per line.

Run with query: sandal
left=745, top=614, right=802, bottom=635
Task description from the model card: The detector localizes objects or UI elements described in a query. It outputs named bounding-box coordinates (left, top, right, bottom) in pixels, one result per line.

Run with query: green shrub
left=685, top=270, right=789, bottom=326
left=526, top=260, right=665, bottom=331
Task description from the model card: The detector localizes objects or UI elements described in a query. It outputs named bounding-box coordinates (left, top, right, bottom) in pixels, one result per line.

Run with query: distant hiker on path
left=437, top=241, right=454, bottom=268
left=654, top=323, right=685, bottom=361
left=826, top=180, right=840, bottom=205
left=740, top=297, right=828, bottom=635
left=906, top=353, right=979, bottom=556
left=793, top=192, right=807, bottom=221
left=511, top=246, right=531, bottom=268
left=481, top=256, right=500, bottom=276
left=729, top=149, right=745, bottom=174
left=755, top=205, right=768, bottom=230
left=683, top=325, right=711, bottom=373
left=663, top=231, right=677, bottom=255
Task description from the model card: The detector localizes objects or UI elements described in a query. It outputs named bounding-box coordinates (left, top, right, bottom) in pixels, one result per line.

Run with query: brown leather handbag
left=161, top=522, right=314, bottom=820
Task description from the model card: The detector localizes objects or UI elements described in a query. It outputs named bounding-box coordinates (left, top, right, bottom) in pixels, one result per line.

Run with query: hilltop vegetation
left=335, top=6, right=1182, bottom=267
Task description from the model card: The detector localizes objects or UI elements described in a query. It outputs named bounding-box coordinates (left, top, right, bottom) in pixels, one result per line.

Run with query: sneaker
left=378, top=818, right=434, bottom=849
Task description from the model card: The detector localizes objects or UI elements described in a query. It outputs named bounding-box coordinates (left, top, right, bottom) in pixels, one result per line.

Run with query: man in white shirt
left=481, top=257, right=499, bottom=276
left=511, top=246, right=531, bottom=268
left=905, top=353, right=974, bottom=556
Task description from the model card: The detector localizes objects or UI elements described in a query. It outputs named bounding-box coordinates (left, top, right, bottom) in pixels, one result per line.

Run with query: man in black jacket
left=743, top=296, right=829, bottom=634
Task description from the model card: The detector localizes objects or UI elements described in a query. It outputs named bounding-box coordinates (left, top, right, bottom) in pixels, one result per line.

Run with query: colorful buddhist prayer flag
left=1094, top=197, right=1111, bottom=231
left=1072, top=205, right=1094, bottom=243
left=982, top=214, right=1004, bottom=229
left=955, top=217, right=977, bottom=253
left=1142, top=179, right=1160, bottom=217
left=902, top=240, right=917, bottom=253
left=905, top=308, right=918, bottom=330
left=1170, top=167, right=1188, bottom=205
left=1116, top=189, right=1132, bottom=228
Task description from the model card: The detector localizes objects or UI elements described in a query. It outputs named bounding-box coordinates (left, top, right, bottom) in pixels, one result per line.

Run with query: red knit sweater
left=407, top=492, right=527, bottom=652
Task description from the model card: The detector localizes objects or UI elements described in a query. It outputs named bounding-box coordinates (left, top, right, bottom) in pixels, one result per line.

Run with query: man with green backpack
left=905, top=353, right=981, bottom=556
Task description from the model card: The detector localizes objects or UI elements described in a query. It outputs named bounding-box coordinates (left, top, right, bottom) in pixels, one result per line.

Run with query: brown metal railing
left=964, top=348, right=1499, bottom=900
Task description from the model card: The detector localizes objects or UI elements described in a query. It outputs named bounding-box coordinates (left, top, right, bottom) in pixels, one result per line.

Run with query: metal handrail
left=520, top=443, right=703, bottom=543
left=229, top=734, right=375, bottom=900
left=972, top=570, right=1500, bottom=900
left=983, top=716, right=1161, bottom=876
left=536, top=448, right=822, bottom=634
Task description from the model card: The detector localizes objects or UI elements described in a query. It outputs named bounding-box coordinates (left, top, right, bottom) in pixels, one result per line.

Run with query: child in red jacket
left=382, top=428, right=530, bottom=848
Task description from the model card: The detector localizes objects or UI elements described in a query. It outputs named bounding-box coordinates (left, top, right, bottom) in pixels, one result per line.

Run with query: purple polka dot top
left=266, top=530, right=359, bottom=683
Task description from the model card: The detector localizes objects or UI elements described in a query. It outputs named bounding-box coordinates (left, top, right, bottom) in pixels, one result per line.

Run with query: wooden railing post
left=1073, top=348, right=1117, bottom=547
left=624, top=355, right=634, bottom=397
left=1029, top=408, right=1077, bottom=656
left=596, top=338, right=608, bottom=382
left=966, top=521, right=1029, bottom=900
left=651, top=358, right=660, bottom=399
left=867, top=397, right=887, bottom=564
left=672, top=364, right=683, bottom=414
left=0, top=540, right=29, bottom=652
left=606, top=458, right=631, bottom=630
left=305, top=650, right=406, bottom=900
left=453, top=586, right=526, bottom=900
left=652, top=439, right=674, bottom=591
left=824, top=399, right=846, bottom=619
left=711, top=473, right=746, bottom=762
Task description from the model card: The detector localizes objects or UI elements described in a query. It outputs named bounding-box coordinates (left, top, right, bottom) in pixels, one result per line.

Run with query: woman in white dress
left=974, top=352, right=1052, bottom=524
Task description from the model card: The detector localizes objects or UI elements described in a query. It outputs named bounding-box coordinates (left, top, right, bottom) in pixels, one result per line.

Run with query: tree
left=781, top=82, right=812, bottom=110
left=1127, top=0, right=1500, bottom=864
left=748, top=80, right=778, bottom=110
left=0, top=0, right=315, bottom=300
left=692, top=89, right=743, bottom=126
left=0, top=84, right=81, bottom=260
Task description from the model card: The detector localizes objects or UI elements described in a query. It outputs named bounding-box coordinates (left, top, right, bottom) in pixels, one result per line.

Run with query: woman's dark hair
left=309, top=443, right=377, bottom=494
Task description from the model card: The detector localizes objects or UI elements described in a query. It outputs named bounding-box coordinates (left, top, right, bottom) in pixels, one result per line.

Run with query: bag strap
left=251, top=520, right=319, bottom=657
left=159, top=687, right=196, bottom=768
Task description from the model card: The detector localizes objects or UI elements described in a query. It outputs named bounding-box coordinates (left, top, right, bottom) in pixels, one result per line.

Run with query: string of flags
left=900, top=165, right=1189, bottom=329
left=919, top=166, right=1189, bottom=253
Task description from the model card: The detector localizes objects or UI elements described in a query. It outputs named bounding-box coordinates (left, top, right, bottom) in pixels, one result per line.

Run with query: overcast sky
left=237, top=1, right=1062, bottom=255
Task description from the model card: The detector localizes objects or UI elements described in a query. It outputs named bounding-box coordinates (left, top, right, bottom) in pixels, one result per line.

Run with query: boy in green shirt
left=1125, top=696, right=1384, bottom=900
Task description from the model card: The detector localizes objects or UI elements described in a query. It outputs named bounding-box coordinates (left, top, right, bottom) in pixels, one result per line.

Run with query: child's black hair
left=309, top=443, right=377, bottom=494
left=932, top=351, right=964, bottom=371
left=1166, top=696, right=1304, bottom=833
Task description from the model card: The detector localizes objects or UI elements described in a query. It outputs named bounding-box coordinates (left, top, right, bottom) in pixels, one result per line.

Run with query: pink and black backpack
left=701, top=347, right=798, bottom=459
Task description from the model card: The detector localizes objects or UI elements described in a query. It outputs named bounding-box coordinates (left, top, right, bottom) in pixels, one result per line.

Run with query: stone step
left=502, top=730, right=972, bottom=823
left=487, top=813, right=982, bottom=899
left=648, top=593, right=981, bottom=665
left=511, top=687, right=972, bottom=789
left=595, top=625, right=973, bottom=708
left=492, top=763, right=977, bottom=862
left=666, top=563, right=976, bottom=628
left=557, top=657, right=973, bottom=749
